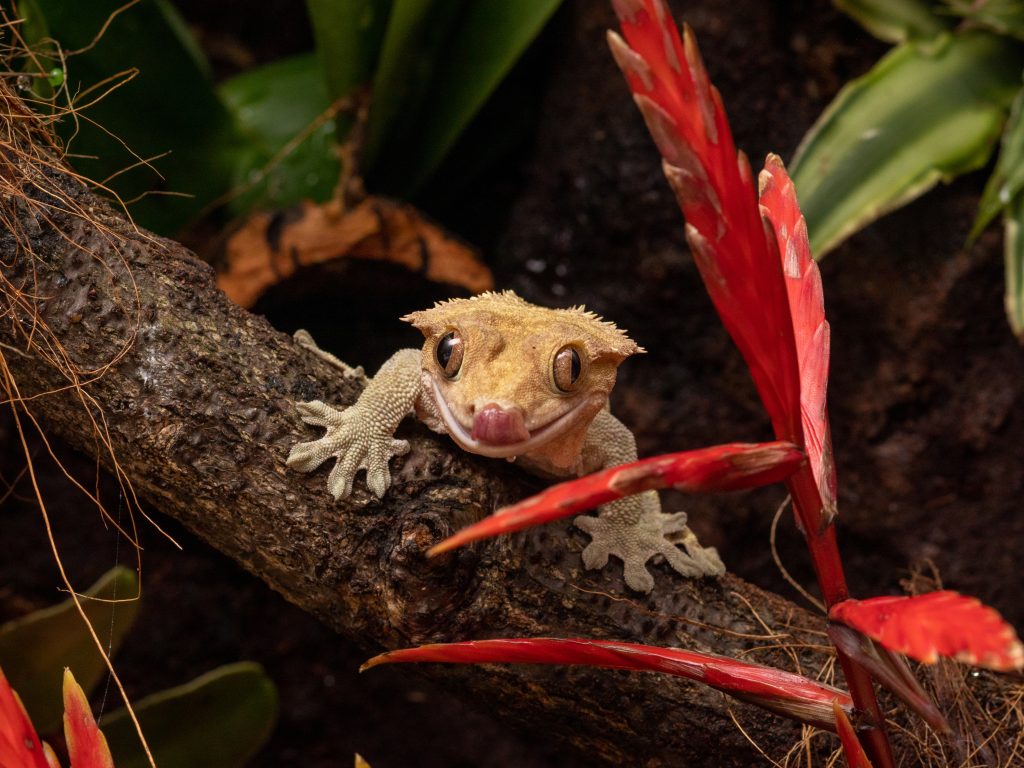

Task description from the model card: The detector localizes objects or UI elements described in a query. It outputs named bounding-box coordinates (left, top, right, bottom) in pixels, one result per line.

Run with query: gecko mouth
left=428, top=378, right=593, bottom=459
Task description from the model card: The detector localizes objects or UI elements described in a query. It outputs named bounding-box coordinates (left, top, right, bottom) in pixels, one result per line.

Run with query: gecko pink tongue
left=471, top=403, right=530, bottom=446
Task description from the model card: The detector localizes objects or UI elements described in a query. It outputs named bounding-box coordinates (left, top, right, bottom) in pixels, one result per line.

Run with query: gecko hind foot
left=575, top=511, right=724, bottom=593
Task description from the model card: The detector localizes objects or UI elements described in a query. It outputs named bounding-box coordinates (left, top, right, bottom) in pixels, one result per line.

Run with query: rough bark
left=0, top=118, right=1017, bottom=768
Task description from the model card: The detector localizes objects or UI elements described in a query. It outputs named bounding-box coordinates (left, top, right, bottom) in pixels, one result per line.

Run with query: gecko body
left=287, top=291, right=724, bottom=592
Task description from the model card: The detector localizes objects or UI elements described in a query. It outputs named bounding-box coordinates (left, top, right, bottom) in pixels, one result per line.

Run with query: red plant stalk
left=364, top=638, right=854, bottom=732
left=429, top=440, right=802, bottom=556
left=609, top=2, right=892, bottom=764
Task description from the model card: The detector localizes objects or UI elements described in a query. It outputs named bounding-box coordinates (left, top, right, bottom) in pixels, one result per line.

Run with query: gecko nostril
left=467, top=402, right=476, bottom=415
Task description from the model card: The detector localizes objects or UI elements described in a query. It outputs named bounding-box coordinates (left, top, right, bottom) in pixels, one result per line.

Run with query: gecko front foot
left=287, top=400, right=410, bottom=499
left=575, top=507, right=724, bottom=592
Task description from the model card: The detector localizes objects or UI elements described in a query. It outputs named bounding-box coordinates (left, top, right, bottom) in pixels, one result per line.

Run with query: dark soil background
left=3, top=1, right=1022, bottom=766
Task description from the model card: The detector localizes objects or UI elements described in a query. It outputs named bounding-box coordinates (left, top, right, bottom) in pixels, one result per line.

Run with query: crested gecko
left=287, top=291, right=724, bottom=592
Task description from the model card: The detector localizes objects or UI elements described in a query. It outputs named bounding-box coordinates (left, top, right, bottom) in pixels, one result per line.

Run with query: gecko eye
left=435, top=331, right=464, bottom=378
left=552, top=345, right=583, bottom=392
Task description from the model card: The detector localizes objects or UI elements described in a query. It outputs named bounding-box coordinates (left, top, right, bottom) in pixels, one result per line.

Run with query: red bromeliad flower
left=607, top=3, right=889, bottom=762
left=0, top=666, right=115, bottom=768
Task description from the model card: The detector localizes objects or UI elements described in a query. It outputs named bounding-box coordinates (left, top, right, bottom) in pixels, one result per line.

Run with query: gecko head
left=402, top=291, right=643, bottom=460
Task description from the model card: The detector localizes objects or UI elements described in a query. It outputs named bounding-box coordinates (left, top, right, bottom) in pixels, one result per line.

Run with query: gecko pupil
left=553, top=346, right=582, bottom=392
left=436, top=331, right=464, bottom=377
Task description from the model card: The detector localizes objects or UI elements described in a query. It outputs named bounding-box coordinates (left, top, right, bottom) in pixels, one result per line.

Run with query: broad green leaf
left=1005, top=193, right=1024, bottom=338
left=305, top=0, right=392, bottom=101
left=102, top=662, right=278, bottom=768
left=835, top=0, right=948, bottom=43
left=362, top=0, right=467, bottom=172
left=219, top=53, right=340, bottom=215
left=972, top=84, right=1024, bottom=240
left=369, top=0, right=564, bottom=195
left=35, top=0, right=246, bottom=234
left=944, top=0, right=1024, bottom=41
left=791, top=31, right=1024, bottom=258
left=0, top=567, right=140, bottom=734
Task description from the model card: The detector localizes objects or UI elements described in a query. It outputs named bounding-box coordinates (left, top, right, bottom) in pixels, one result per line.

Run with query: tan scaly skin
left=287, top=291, right=724, bottom=592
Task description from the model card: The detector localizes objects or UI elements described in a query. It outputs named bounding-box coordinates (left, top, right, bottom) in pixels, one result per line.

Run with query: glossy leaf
left=0, top=567, right=140, bottom=734
left=218, top=53, right=340, bottom=215
left=790, top=32, right=1024, bottom=258
left=759, top=155, right=837, bottom=520
left=34, top=0, right=246, bottom=234
left=609, top=1, right=802, bottom=446
left=63, top=670, right=114, bottom=768
left=972, top=85, right=1024, bottom=241
left=370, top=0, right=564, bottom=194
left=833, top=700, right=874, bottom=768
left=305, top=0, right=392, bottom=102
left=834, top=0, right=947, bottom=43
left=364, top=638, right=853, bottom=731
left=429, top=441, right=803, bottom=556
left=101, top=662, right=277, bottom=768
left=1005, top=192, right=1024, bottom=337
left=829, top=591, right=1024, bottom=671
left=0, top=667, right=52, bottom=768
left=944, top=0, right=1024, bottom=41
left=361, top=0, right=465, bottom=172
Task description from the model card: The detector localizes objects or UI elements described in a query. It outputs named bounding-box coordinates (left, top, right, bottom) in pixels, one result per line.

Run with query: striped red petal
left=63, top=670, right=114, bottom=768
left=609, top=0, right=802, bottom=446
left=428, top=441, right=802, bottom=556
left=829, top=592, right=1024, bottom=671
left=364, top=637, right=852, bottom=731
left=0, top=667, right=53, bottom=768
left=759, top=154, right=837, bottom=522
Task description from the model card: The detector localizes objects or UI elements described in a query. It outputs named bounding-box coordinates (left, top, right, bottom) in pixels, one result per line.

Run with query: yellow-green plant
left=790, top=0, right=1024, bottom=336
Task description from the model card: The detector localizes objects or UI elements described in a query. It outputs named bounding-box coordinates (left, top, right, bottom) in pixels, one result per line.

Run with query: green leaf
left=305, top=0, right=393, bottom=101
left=14, top=0, right=60, bottom=100
left=0, top=567, right=140, bottom=734
left=369, top=0, right=564, bottom=195
left=944, top=0, right=1024, bottom=42
left=835, top=0, right=949, bottom=43
left=1005, top=193, right=1024, bottom=338
left=790, top=31, right=1024, bottom=258
left=219, top=53, right=340, bottom=214
left=35, top=0, right=246, bottom=234
left=362, top=0, right=467, bottom=172
left=972, top=84, right=1024, bottom=240
left=101, top=663, right=278, bottom=768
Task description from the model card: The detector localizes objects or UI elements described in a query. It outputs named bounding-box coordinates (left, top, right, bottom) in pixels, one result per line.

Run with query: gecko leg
left=288, top=345, right=420, bottom=499
left=574, top=411, right=724, bottom=592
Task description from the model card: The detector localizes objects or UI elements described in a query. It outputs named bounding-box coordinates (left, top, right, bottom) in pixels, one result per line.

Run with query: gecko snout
left=471, top=403, right=530, bottom=446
